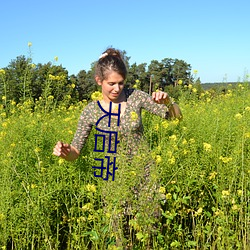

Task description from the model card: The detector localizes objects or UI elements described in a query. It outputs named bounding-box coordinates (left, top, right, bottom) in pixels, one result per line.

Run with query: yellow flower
left=188, top=84, right=193, bottom=89
left=237, top=189, right=243, bottom=196
left=162, top=120, right=168, bottom=128
left=203, top=142, right=212, bottom=152
left=71, top=83, right=76, bottom=89
left=169, top=134, right=177, bottom=141
left=245, top=106, right=250, bottom=112
left=165, top=193, right=172, bottom=199
left=168, top=156, right=175, bottom=165
left=222, top=190, right=230, bottom=197
left=2, top=96, right=6, bottom=100
left=158, top=186, right=166, bottom=194
left=0, top=69, right=6, bottom=75
left=54, top=56, right=58, bottom=62
left=135, top=79, right=140, bottom=83
left=219, top=156, right=232, bottom=164
left=133, top=84, right=138, bottom=89
left=130, top=111, right=138, bottom=121
left=91, top=91, right=103, bottom=101
left=192, top=88, right=197, bottom=93
left=193, top=69, right=198, bottom=74
left=86, top=184, right=96, bottom=193
left=208, top=171, right=217, bottom=180
left=195, top=207, right=203, bottom=216
left=232, top=204, right=239, bottom=211
left=155, top=155, right=162, bottom=164
left=234, top=113, right=242, bottom=120
left=28, top=42, right=32, bottom=47
left=178, top=79, right=183, bottom=85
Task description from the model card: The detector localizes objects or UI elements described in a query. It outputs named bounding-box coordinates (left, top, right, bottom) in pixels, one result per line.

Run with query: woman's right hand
left=53, top=141, right=71, bottom=158
left=53, top=141, right=80, bottom=161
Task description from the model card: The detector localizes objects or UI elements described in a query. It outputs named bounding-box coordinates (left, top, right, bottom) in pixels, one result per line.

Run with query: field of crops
left=0, top=83, right=249, bottom=249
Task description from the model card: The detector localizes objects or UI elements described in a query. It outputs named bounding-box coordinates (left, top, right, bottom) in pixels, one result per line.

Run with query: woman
left=53, top=47, right=182, bottom=246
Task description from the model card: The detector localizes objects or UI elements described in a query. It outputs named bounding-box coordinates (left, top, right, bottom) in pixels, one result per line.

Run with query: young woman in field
left=53, top=47, right=182, bottom=246
left=53, top=47, right=182, bottom=160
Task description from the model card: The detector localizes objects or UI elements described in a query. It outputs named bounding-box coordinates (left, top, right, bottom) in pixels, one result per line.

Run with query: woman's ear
left=95, top=76, right=102, bottom=86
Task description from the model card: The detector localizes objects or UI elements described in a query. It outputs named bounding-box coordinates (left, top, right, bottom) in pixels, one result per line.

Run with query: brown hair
left=95, top=48, right=127, bottom=81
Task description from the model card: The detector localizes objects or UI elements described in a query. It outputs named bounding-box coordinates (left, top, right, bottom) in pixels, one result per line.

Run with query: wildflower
left=189, top=138, right=195, bottom=144
left=81, top=203, right=93, bottom=212
left=188, top=84, right=193, bottom=89
left=169, top=134, right=177, bottom=141
left=135, top=79, right=140, bottom=83
left=182, top=138, right=187, bottom=145
left=219, top=156, right=232, bottom=164
left=31, top=184, right=37, bottom=189
left=48, top=95, right=54, bottom=100
left=222, top=190, right=230, bottom=197
left=54, top=56, right=58, bottom=61
left=178, top=79, right=183, bottom=85
left=203, top=142, right=212, bottom=152
left=71, top=83, right=75, bottom=89
left=91, top=91, right=103, bottom=101
left=192, top=88, right=197, bottom=93
left=208, top=171, right=217, bottom=180
left=165, top=193, right=172, bottom=199
left=0, top=69, right=6, bottom=75
left=154, top=123, right=159, bottom=131
left=237, top=189, right=243, bottom=196
left=86, top=184, right=96, bottom=193
left=130, top=111, right=138, bottom=121
left=58, top=158, right=64, bottom=165
left=234, top=113, right=242, bottom=120
left=158, top=186, right=166, bottom=194
left=2, top=96, right=6, bottom=100
left=155, top=155, right=162, bottom=164
left=10, top=100, right=16, bottom=106
left=0, top=213, right=5, bottom=221
left=28, top=42, right=32, bottom=47
left=168, top=156, right=176, bottom=165
left=245, top=106, right=250, bottom=112
left=162, top=120, right=168, bottom=128
left=232, top=204, right=239, bottom=211
left=133, top=84, right=138, bottom=89
left=34, top=147, right=41, bottom=153
left=193, top=69, right=198, bottom=74
left=194, top=207, right=203, bottom=216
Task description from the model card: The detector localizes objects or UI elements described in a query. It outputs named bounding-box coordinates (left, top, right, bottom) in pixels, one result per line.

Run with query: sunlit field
left=0, top=81, right=249, bottom=249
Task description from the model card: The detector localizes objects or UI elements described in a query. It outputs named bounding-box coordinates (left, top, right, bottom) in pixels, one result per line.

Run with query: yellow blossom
left=169, top=134, right=177, bottom=141
left=159, top=186, right=166, bottom=194
left=208, top=171, right=217, bottom=180
left=162, top=120, right=168, bottom=128
left=195, top=207, right=203, bottom=216
left=245, top=106, right=250, bottom=112
left=86, top=184, right=96, bottom=193
left=188, top=84, right=193, bottom=89
left=168, top=156, right=175, bottom=165
left=232, top=204, right=239, bottom=211
left=155, top=155, right=162, bottom=164
left=193, top=69, right=198, bottom=74
left=0, top=69, right=6, bottom=75
left=234, top=113, right=242, bottom=120
left=71, top=83, right=76, bottom=89
left=28, top=42, right=32, bottom=47
left=237, top=189, right=243, bottom=196
left=192, top=88, right=197, bottom=93
left=2, top=96, right=6, bottom=100
left=133, top=84, right=138, bottom=89
left=91, top=91, right=103, bottom=101
left=178, top=79, right=183, bottom=85
left=165, top=193, right=172, bottom=199
left=219, top=156, right=232, bottom=164
left=222, top=190, right=230, bottom=197
left=54, top=56, right=58, bottom=61
left=135, top=79, right=140, bottom=83
left=203, top=142, right=212, bottom=152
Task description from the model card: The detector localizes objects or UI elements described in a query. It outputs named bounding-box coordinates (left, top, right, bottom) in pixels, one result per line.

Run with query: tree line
left=0, top=51, right=200, bottom=106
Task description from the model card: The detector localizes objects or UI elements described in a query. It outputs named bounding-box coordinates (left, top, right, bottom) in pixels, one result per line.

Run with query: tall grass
left=0, top=83, right=249, bottom=249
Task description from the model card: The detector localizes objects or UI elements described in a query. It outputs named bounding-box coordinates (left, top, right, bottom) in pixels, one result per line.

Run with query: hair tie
left=99, top=52, right=108, bottom=59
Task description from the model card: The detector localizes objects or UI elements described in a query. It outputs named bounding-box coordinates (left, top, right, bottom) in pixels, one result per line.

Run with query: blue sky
left=1, top=0, right=249, bottom=83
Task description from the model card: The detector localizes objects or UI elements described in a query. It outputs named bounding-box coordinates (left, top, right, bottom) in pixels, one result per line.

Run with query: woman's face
left=96, top=71, right=125, bottom=103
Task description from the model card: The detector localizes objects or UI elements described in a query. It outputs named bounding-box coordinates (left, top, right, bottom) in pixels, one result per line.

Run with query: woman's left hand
left=152, top=91, right=171, bottom=104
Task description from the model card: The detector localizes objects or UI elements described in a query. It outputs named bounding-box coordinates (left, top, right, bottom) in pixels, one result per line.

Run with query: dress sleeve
left=136, top=90, right=170, bottom=119
left=71, top=103, right=94, bottom=152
